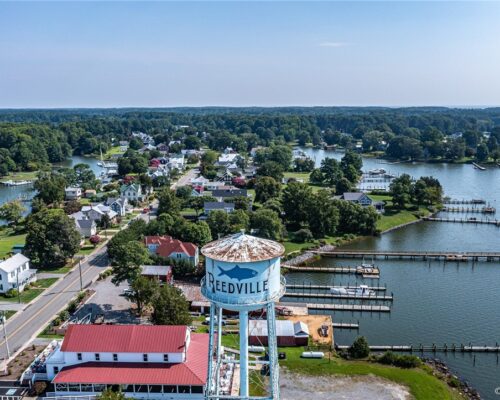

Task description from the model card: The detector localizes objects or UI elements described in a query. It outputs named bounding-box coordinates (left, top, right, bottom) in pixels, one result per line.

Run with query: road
left=0, top=205, right=158, bottom=362
left=171, top=167, right=198, bottom=190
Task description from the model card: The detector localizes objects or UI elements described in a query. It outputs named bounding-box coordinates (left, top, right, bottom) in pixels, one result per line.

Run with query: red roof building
left=144, top=236, right=199, bottom=266
left=45, top=325, right=209, bottom=398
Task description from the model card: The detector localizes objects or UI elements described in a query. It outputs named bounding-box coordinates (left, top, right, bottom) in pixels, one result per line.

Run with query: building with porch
left=0, top=254, right=37, bottom=293
left=45, top=325, right=209, bottom=399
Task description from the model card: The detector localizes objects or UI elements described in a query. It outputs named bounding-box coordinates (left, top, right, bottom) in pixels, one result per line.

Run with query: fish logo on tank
left=207, top=265, right=269, bottom=295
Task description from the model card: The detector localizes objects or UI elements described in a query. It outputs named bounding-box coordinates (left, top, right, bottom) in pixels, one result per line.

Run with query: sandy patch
left=280, top=371, right=412, bottom=400
left=285, top=314, right=333, bottom=345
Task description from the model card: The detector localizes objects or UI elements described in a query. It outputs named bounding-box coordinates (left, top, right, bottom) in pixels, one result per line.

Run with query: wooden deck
left=313, top=249, right=500, bottom=261
left=286, top=284, right=387, bottom=291
left=307, top=303, right=391, bottom=312
left=335, top=344, right=500, bottom=353
left=285, top=292, right=393, bottom=301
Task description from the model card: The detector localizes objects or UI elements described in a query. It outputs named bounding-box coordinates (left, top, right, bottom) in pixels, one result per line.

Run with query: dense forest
left=1, top=107, right=499, bottom=175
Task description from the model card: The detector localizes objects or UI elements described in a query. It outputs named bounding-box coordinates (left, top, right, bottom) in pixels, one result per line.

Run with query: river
left=284, top=147, right=500, bottom=399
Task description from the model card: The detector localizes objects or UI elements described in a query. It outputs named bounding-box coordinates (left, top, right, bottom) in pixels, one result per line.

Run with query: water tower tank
left=201, top=232, right=285, bottom=399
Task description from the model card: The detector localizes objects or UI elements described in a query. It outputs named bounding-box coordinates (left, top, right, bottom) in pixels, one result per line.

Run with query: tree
left=294, top=158, right=315, bottom=172
left=340, top=151, right=363, bottom=181
left=34, top=172, right=66, bottom=205
left=126, top=276, right=159, bottom=314
left=229, top=209, right=250, bottom=232
left=250, top=209, right=283, bottom=240
left=111, top=241, right=150, bottom=284
left=63, top=200, right=81, bottom=215
left=256, top=161, right=284, bottom=182
left=89, top=235, right=101, bottom=247
left=157, top=188, right=181, bottom=216
left=151, top=285, right=192, bottom=325
left=320, top=158, right=343, bottom=187
left=476, top=143, right=489, bottom=162
left=349, top=336, right=370, bottom=359
left=206, top=210, right=231, bottom=239
left=73, top=163, right=97, bottom=189
left=0, top=200, right=25, bottom=226
left=178, top=221, right=213, bottom=246
left=255, top=177, right=281, bottom=203
left=281, top=182, right=313, bottom=227
left=390, top=174, right=413, bottom=209
left=307, top=190, right=339, bottom=238
left=309, top=168, right=324, bottom=184
left=129, top=137, right=144, bottom=150
left=25, top=209, right=81, bottom=269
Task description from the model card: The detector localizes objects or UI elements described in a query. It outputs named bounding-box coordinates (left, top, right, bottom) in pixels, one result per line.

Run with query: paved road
left=171, top=167, right=198, bottom=190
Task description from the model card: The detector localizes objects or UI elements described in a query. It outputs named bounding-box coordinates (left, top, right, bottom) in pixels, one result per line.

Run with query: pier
left=424, top=217, right=500, bottom=226
left=335, top=344, right=500, bottom=353
left=307, top=303, right=391, bottom=312
left=286, top=284, right=387, bottom=291
left=285, top=291, right=393, bottom=301
left=441, top=206, right=496, bottom=214
left=332, top=322, right=359, bottom=329
left=443, top=199, right=486, bottom=205
left=312, top=249, right=500, bottom=261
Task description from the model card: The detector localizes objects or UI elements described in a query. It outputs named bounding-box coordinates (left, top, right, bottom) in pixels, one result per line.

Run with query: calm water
left=285, top=148, right=500, bottom=399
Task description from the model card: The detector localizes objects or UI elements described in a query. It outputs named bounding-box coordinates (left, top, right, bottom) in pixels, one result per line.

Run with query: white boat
left=330, top=285, right=375, bottom=297
left=368, top=168, right=386, bottom=175
left=1, top=179, right=34, bottom=186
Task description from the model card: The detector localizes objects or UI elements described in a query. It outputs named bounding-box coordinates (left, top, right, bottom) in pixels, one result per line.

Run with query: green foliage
left=292, top=228, right=313, bottom=243
left=111, top=241, right=150, bottom=284
left=250, top=208, right=283, bottom=240
left=157, top=188, right=181, bottom=216
left=254, top=176, right=281, bottom=203
left=96, top=389, right=127, bottom=400
left=25, top=208, right=81, bottom=269
left=349, top=336, right=370, bottom=359
left=34, top=171, right=67, bottom=205
left=150, top=285, right=192, bottom=326
left=281, top=182, right=314, bottom=227
left=117, top=150, right=148, bottom=175
left=256, top=161, right=284, bottom=181
left=0, top=200, right=25, bottom=225
left=126, top=276, right=160, bottom=314
left=378, top=352, right=421, bottom=369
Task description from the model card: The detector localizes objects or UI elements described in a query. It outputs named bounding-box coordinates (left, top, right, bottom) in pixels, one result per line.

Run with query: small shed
left=249, top=319, right=309, bottom=347
left=140, top=265, right=173, bottom=284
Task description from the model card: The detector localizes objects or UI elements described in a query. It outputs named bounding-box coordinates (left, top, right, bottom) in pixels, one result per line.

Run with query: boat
left=472, top=162, right=486, bottom=171
left=1, top=179, right=34, bottom=186
left=367, top=168, right=386, bottom=175
left=445, top=254, right=468, bottom=262
left=330, top=285, right=375, bottom=297
left=355, top=263, right=380, bottom=278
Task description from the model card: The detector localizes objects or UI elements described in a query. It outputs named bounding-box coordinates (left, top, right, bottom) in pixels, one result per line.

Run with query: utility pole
left=16, top=270, right=20, bottom=304
left=78, top=257, right=83, bottom=291
left=0, top=311, right=10, bottom=359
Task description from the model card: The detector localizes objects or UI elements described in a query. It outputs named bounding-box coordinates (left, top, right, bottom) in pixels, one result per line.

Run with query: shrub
left=349, top=336, right=370, bottom=359
left=292, top=229, right=313, bottom=243
left=378, top=351, right=397, bottom=365
left=393, top=355, right=421, bottom=369
left=58, top=310, right=70, bottom=321
left=67, top=300, right=78, bottom=313
left=4, top=289, right=18, bottom=298
left=30, top=381, right=47, bottom=396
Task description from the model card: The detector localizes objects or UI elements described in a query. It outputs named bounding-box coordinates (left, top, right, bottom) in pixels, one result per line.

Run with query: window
left=95, top=353, right=100, bottom=361
left=163, top=354, right=169, bottom=362
left=113, top=354, right=118, bottom=361
left=53, top=366, right=59, bottom=374
left=143, top=354, right=148, bottom=362
left=77, top=353, right=82, bottom=361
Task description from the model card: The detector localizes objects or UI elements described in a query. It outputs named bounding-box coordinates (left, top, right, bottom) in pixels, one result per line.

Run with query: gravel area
left=280, top=371, right=411, bottom=400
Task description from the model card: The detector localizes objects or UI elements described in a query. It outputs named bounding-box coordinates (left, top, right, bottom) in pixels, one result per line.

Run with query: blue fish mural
left=218, top=265, right=258, bottom=281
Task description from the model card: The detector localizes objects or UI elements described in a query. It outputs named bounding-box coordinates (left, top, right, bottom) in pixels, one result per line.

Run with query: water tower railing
left=200, top=275, right=286, bottom=307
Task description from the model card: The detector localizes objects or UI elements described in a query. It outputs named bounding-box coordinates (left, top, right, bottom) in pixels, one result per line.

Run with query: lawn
left=3, top=310, right=16, bottom=320
left=0, top=288, right=43, bottom=303
left=280, top=347, right=464, bottom=400
left=0, top=228, right=26, bottom=258
left=377, top=209, right=422, bottom=232
left=0, top=171, right=38, bottom=182
left=104, top=146, right=125, bottom=159
left=32, top=278, right=59, bottom=288
left=283, top=172, right=310, bottom=183
left=281, top=240, right=316, bottom=255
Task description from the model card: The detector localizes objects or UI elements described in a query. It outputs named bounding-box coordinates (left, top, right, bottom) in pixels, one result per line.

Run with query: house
left=204, top=202, right=235, bottom=215
left=339, top=192, right=384, bottom=213
left=73, top=218, right=97, bottom=238
left=141, top=265, right=173, bottom=284
left=144, top=236, right=199, bottom=266
left=0, top=254, right=37, bottom=294
left=167, top=154, right=186, bottom=171
left=156, top=143, right=169, bottom=153
left=217, top=153, right=240, bottom=166
left=81, top=204, right=117, bottom=223
left=205, top=181, right=228, bottom=191
left=84, top=189, right=97, bottom=199
left=65, top=187, right=82, bottom=201
left=44, top=325, right=208, bottom=399
left=104, top=197, right=129, bottom=217
left=190, top=176, right=209, bottom=187
left=119, top=141, right=129, bottom=152
left=120, top=184, right=143, bottom=202
left=211, top=188, right=248, bottom=200
left=248, top=320, right=309, bottom=347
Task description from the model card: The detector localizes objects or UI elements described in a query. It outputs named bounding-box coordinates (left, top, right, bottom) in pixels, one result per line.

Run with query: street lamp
left=0, top=311, right=10, bottom=359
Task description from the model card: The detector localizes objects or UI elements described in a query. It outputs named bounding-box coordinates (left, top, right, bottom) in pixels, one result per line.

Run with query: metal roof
left=201, top=232, right=284, bottom=263
left=249, top=320, right=310, bottom=337
left=0, top=253, right=30, bottom=273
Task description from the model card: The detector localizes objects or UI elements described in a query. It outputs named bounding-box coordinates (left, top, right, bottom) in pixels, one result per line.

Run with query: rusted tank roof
left=201, top=232, right=285, bottom=263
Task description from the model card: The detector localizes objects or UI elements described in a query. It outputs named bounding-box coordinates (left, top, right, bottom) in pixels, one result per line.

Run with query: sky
left=1, top=1, right=500, bottom=108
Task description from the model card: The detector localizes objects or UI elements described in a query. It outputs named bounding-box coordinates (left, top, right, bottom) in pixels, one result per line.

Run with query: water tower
left=201, top=232, right=285, bottom=399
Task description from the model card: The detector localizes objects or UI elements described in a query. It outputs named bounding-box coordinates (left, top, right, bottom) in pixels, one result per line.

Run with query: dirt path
left=280, top=371, right=412, bottom=400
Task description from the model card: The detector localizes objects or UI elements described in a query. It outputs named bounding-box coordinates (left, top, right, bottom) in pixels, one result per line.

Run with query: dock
left=285, top=292, right=393, bottom=301
left=286, top=284, right=387, bottom=291
left=286, top=265, right=380, bottom=277
left=424, top=217, right=500, bottom=226
left=307, top=303, right=391, bottom=312
left=335, top=344, right=500, bottom=353
left=442, top=206, right=496, bottom=214
left=472, top=162, right=486, bottom=170
left=443, top=199, right=486, bottom=205
left=332, top=322, right=359, bottom=329
left=312, top=249, right=500, bottom=262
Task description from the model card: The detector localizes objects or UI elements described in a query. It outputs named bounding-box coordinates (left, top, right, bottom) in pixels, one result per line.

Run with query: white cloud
left=318, top=41, right=351, bottom=48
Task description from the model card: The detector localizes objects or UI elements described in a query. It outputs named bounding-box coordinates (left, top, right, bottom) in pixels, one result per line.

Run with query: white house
left=217, top=153, right=240, bottom=166
left=120, top=184, right=143, bottom=202
left=65, top=187, right=82, bottom=201
left=0, top=254, right=37, bottom=294
left=45, top=325, right=208, bottom=399
left=73, top=219, right=97, bottom=238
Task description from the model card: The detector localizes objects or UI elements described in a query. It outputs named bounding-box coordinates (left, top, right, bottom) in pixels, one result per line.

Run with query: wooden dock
left=307, top=303, right=391, bottom=312
left=286, top=266, right=356, bottom=273
left=335, top=344, right=500, bottom=353
left=443, top=199, right=486, bottom=205
left=424, top=217, right=500, bottom=226
left=286, top=284, right=387, bottom=291
left=285, top=292, right=393, bottom=301
left=442, top=206, right=496, bottom=214
left=313, top=249, right=500, bottom=262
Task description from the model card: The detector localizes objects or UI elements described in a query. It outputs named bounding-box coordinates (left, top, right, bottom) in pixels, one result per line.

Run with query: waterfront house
left=144, top=236, right=199, bottom=266
left=65, top=187, right=82, bottom=201
left=45, top=325, right=208, bottom=399
left=340, top=192, right=373, bottom=206
left=248, top=320, right=309, bottom=347
left=0, top=254, right=37, bottom=293
left=120, top=184, right=143, bottom=202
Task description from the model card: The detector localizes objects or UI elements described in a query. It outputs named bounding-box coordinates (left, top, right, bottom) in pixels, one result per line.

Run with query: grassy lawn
left=0, top=228, right=26, bottom=258
left=283, top=172, right=310, bottom=183
left=0, top=171, right=38, bottom=182
left=0, top=288, right=43, bottom=303
left=3, top=310, right=16, bottom=320
left=32, top=278, right=59, bottom=288
left=280, top=347, right=464, bottom=400
left=40, top=264, right=74, bottom=274
left=377, top=209, right=422, bottom=232
left=282, top=240, right=317, bottom=255
left=104, top=146, right=125, bottom=159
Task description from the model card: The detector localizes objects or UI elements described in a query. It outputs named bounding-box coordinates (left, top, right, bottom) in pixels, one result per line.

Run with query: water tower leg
left=267, top=303, right=280, bottom=400
left=215, top=306, right=223, bottom=396
left=239, top=310, right=249, bottom=398
left=206, top=302, right=217, bottom=397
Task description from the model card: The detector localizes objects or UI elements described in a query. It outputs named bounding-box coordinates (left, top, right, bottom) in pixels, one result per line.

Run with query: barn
left=248, top=320, right=309, bottom=347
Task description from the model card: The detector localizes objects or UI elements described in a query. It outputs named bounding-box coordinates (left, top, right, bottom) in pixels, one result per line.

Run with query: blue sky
left=1, top=1, right=500, bottom=108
